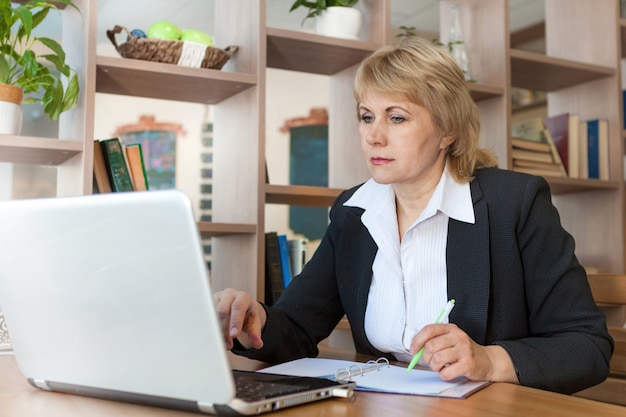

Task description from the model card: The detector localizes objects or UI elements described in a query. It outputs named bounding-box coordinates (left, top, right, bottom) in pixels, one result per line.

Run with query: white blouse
left=343, top=166, right=475, bottom=362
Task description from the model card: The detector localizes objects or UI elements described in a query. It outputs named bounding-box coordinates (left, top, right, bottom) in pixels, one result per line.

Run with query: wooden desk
left=1, top=351, right=624, bottom=417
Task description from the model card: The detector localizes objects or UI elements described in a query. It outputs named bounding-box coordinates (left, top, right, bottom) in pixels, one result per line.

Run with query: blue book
left=277, top=234, right=293, bottom=288
left=587, top=119, right=600, bottom=179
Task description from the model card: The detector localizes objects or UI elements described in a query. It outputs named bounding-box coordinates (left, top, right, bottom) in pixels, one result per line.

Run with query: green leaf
left=61, top=72, right=79, bottom=113
left=289, top=0, right=306, bottom=12
left=0, top=54, right=9, bottom=83
left=42, top=80, right=64, bottom=120
left=13, top=5, right=33, bottom=41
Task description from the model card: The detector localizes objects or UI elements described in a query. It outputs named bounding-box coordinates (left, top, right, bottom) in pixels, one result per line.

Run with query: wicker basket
left=106, top=25, right=237, bottom=70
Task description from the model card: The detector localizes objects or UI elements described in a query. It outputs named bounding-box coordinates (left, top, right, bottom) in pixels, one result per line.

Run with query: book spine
left=100, top=138, right=134, bottom=192
left=587, top=119, right=600, bottom=179
left=543, top=113, right=570, bottom=176
left=264, top=232, right=283, bottom=306
left=598, top=119, right=609, bottom=181
left=125, top=143, right=150, bottom=191
left=288, top=238, right=308, bottom=277
left=277, top=234, right=293, bottom=289
left=567, top=114, right=580, bottom=178
left=92, top=140, right=112, bottom=193
left=578, top=120, right=588, bottom=179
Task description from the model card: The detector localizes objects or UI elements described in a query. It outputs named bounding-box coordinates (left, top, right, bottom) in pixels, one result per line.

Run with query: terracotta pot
left=0, top=83, right=24, bottom=105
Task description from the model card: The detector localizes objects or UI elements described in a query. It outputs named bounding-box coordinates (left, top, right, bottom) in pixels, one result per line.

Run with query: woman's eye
left=360, top=114, right=373, bottom=123
left=390, top=115, right=406, bottom=124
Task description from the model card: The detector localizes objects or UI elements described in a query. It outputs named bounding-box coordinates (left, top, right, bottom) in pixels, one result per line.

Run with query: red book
left=543, top=113, right=579, bottom=178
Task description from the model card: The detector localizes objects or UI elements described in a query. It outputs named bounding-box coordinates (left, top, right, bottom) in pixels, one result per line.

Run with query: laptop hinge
left=197, top=402, right=217, bottom=414
left=29, top=378, right=52, bottom=391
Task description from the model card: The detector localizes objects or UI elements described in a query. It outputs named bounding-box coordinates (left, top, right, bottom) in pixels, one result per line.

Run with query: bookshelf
left=2, top=0, right=625, bottom=302
left=538, top=0, right=624, bottom=273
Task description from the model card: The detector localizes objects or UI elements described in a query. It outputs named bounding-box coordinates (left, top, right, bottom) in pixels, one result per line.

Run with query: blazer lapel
left=446, top=179, right=490, bottom=345
left=338, top=208, right=380, bottom=354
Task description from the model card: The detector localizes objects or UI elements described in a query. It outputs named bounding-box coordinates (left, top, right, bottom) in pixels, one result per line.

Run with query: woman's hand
left=410, top=323, right=519, bottom=384
left=214, top=288, right=267, bottom=350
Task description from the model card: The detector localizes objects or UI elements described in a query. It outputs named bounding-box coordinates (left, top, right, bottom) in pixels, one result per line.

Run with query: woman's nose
left=366, top=121, right=386, bottom=145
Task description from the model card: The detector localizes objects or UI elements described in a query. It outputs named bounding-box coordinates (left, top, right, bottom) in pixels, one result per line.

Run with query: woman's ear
left=440, top=134, right=456, bottom=149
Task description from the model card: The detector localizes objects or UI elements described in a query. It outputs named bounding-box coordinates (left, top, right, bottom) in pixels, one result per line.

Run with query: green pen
left=406, top=299, right=456, bottom=372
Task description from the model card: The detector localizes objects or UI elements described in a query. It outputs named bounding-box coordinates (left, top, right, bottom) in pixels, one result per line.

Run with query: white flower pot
left=0, top=83, right=23, bottom=135
left=0, top=101, right=23, bottom=135
left=316, top=7, right=362, bottom=40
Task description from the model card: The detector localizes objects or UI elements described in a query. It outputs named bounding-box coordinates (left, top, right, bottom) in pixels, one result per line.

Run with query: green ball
left=147, top=21, right=181, bottom=40
left=180, top=29, right=213, bottom=46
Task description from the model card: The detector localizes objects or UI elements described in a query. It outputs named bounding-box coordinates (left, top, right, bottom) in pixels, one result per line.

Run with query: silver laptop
left=0, top=190, right=355, bottom=415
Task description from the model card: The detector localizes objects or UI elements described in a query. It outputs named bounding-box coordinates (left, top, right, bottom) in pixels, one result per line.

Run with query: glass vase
left=448, top=3, right=472, bottom=81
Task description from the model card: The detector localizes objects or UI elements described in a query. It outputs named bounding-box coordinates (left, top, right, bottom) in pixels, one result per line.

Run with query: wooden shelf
left=96, top=56, right=257, bottom=104
left=469, top=82, right=505, bottom=102
left=0, top=136, right=83, bottom=165
left=510, top=49, right=615, bottom=92
left=196, top=222, right=256, bottom=237
left=543, top=177, right=620, bottom=195
left=265, top=184, right=344, bottom=206
left=266, top=27, right=380, bottom=75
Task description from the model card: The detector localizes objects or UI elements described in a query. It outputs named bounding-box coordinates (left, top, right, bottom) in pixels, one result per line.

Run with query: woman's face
left=358, top=92, right=453, bottom=186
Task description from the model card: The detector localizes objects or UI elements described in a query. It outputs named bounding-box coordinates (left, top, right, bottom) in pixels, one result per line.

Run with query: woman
left=215, top=37, right=613, bottom=394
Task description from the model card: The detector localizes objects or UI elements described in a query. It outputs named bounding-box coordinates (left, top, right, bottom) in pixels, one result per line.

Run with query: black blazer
left=238, top=168, right=613, bottom=394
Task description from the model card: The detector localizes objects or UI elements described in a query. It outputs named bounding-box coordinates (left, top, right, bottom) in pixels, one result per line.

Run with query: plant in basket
left=0, top=0, right=80, bottom=130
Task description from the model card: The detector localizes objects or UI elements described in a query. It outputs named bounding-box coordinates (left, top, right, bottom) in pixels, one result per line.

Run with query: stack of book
left=93, top=138, right=150, bottom=193
left=512, top=113, right=610, bottom=180
left=264, top=232, right=308, bottom=306
left=511, top=118, right=567, bottom=178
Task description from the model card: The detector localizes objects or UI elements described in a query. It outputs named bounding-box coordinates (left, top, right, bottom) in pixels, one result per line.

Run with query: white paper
left=259, top=357, right=490, bottom=397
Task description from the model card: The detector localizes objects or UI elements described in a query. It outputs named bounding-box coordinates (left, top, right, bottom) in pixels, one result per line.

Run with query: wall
left=265, top=68, right=330, bottom=248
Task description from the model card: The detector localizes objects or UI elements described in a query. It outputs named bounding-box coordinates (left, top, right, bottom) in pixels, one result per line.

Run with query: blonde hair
left=354, top=37, right=497, bottom=182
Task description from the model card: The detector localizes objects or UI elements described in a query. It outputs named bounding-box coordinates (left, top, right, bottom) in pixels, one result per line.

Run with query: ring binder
left=335, top=357, right=390, bottom=381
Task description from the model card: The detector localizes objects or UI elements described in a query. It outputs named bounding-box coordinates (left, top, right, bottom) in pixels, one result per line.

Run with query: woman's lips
left=370, top=157, right=393, bottom=165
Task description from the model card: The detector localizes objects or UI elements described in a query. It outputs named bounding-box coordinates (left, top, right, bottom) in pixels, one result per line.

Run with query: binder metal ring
left=335, top=357, right=390, bottom=381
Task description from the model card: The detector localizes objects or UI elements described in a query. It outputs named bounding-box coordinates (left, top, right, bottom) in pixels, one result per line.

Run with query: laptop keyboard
left=235, top=377, right=302, bottom=401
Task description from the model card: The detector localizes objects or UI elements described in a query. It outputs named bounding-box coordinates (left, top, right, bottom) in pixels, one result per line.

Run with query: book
left=125, top=143, right=149, bottom=191
left=598, top=119, right=610, bottom=181
left=92, top=140, right=112, bottom=193
left=511, top=148, right=554, bottom=164
left=277, top=234, right=293, bottom=289
left=587, top=119, right=601, bottom=179
left=511, top=117, right=545, bottom=142
left=513, top=158, right=566, bottom=173
left=511, top=137, right=551, bottom=153
left=264, top=232, right=283, bottom=306
left=288, top=238, right=308, bottom=277
left=539, top=129, right=568, bottom=177
left=543, top=113, right=580, bottom=178
left=99, top=138, right=134, bottom=192
left=259, top=357, right=491, bottom=398
left=586, top=119, right=610, bottom=180
left=513, top=165, right=567, bottom=178
left=578, top=120, right=588, bottom=178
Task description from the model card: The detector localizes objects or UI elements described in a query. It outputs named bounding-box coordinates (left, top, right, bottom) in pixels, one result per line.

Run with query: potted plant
left=289, top=0, right=361, bottom=39
left=0, top=0, right=80, bottom=134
